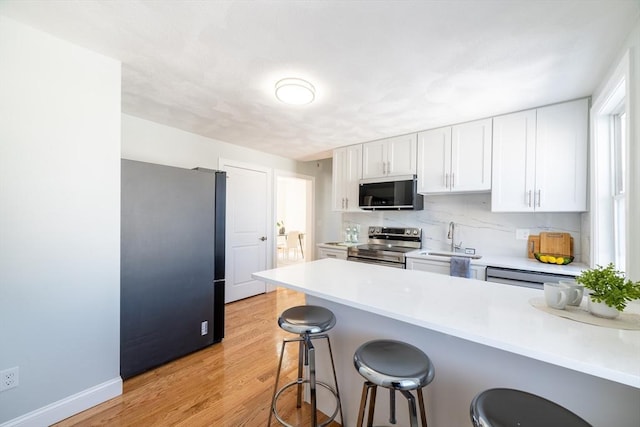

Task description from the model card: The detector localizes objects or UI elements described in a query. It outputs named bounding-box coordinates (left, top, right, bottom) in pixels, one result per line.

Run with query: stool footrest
left=272, top=379, right=340, bottom=427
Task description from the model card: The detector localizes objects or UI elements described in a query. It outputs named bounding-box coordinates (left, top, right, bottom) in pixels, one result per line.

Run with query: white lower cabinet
left=317, top=247, right=348, bottom=260
left=407, top=258, right=486, bottom=280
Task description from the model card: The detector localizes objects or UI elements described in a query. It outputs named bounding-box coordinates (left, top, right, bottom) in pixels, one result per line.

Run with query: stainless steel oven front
left=347, top=226, right=421, bottom=269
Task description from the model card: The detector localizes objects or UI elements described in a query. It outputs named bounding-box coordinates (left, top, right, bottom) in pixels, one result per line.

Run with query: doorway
left=220, top=159, right=270, bottom=303
left=275, top=174, right=314, bottom=267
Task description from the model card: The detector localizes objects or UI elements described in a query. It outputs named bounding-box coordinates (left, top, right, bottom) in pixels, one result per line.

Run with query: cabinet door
left=317, top=248, right=347, bottom=260
left=417, top=127, right=451, bottom=193
left=332, top=145, right=363, bottom=211
left=332, top=148, right=348, bottom=211
left=451, top=118, right=492, bottom=192
left=406, top=258, right=451, bottom=275
left=362, top=140, right=387, bottom=179
left=535, top=99, right=588, bottom=212
left=491, top=109, right=536, bottom=212
left=344, top=144, right=362, bottom=211
left=386, top=134, right=417, bottom=177
left=470, top=265, right=486, bottom=280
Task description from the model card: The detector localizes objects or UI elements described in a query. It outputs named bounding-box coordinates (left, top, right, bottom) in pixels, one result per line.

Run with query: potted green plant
left=575, top=263, right=640, bottom=319
left=276, top=220, right=285, bottom=235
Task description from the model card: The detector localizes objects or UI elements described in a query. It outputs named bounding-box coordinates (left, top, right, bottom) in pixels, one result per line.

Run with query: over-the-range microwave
left=359, top=175, right=423, bottom=210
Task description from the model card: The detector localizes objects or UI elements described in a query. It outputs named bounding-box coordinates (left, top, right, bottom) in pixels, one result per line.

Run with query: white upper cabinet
left=491, top=98, right=588, bottom=212
left=491, top=109, right=536, bottom=211
left=417, top=118, right=492, bottom=194
left=362, top=134, right=417, bottom=179
left=332, top=144, right=362, bottom=211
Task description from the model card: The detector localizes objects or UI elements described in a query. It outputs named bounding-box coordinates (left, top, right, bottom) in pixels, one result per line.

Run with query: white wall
left=0, top=16, right=121, bottom=426
left=592, top=18, right=640, bottom=280
left=122, top=114, right=302, bottom=172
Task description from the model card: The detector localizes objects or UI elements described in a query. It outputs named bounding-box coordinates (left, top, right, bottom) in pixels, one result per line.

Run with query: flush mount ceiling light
left=275, top=78, right=315, bottom=105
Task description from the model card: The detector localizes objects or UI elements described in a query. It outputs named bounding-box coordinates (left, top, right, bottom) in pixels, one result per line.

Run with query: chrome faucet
left=447, top=221, right=462, bottom=252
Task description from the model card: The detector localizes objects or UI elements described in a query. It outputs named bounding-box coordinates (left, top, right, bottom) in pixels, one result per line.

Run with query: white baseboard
left=1, top=377, right=122, bottom=427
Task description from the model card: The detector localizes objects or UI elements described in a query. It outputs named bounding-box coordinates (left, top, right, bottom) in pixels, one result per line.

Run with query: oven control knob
left=413, top=229, right=419, bottom=235
left=405, top=229, right=410, bottom=235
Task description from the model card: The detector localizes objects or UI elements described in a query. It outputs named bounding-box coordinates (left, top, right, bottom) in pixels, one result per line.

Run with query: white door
left=221, top=161, right=269, bottom=302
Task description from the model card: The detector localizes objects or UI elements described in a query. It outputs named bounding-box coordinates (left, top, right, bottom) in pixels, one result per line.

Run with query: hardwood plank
left=53, top=288, right=341, bottom=427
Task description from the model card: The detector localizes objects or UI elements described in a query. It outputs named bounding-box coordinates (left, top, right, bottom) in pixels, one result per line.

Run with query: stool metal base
left=269, top=333, right=343, bottom=427
left=357, top=381, right=428, bottom=427
left=272, top=379, right=340, bottom=427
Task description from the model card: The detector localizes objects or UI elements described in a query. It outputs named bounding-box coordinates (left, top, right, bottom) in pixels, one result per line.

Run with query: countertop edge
left=252, top=259, right=640, bottom=390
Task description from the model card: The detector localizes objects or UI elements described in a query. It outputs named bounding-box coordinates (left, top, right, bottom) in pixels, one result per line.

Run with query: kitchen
left=1, top=1, right=640, bottom=427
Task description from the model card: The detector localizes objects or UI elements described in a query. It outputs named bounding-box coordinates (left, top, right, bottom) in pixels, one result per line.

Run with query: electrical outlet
left=516, top=229, right=530, bottom=240
left=201, top=321, right=208, bottom=336
left=0, top=367, right=19, bottom=392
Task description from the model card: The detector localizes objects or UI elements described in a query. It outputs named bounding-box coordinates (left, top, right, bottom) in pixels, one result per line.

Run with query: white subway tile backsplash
left=343, top=193, right=583, bottom=260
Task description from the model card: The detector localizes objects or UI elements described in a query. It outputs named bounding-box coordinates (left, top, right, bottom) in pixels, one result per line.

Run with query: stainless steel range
left=347, top=226, right=422, bottom=269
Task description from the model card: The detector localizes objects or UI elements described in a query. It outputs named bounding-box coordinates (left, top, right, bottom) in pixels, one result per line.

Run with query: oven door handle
left=347, top=256, right=405, bottom=269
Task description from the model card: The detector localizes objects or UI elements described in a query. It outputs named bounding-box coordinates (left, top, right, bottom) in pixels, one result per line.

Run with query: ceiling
left=1, top=1, right=638, bottom=161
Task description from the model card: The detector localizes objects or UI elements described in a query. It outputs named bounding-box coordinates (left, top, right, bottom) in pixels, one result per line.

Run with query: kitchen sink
left=423, top=251, right=483, bottom=260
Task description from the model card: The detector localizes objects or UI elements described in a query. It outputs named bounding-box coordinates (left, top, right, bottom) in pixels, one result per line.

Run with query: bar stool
left=470, top=388, right=592, bottom=427
left=354, top=339, right=435, bottom=427
left=269, top=305, right=343, bottom=427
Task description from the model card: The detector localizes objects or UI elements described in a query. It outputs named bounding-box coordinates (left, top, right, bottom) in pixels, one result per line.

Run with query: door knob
left=259, top=236, right=267, bottom=241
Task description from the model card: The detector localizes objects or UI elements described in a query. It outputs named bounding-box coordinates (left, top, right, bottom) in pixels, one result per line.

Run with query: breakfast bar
left=253, top=258, right=640, bottom=427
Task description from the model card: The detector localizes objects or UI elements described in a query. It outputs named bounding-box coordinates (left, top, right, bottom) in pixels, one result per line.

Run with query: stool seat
left=354, top=340, right=434, bottom=427
left=278, top=305, right=336, bottom=335
left=470, top=388, right=591, bottom=427
left=354, top=340, right=435, bottom=390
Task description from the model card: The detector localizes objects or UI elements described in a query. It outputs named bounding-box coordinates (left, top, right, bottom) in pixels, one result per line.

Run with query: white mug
left=544, top=282, right=569, bottom=309
left=559, top=279, right=584, bottom=306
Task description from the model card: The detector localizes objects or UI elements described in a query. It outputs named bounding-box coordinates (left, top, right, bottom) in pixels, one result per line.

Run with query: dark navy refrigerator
left=120, top=159, right=225, bottom=379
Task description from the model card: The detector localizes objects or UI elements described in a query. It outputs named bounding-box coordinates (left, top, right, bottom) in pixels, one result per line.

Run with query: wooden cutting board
left=540, top=232, right=572, bottom=256
left=527, top=235, right=540, bottom=259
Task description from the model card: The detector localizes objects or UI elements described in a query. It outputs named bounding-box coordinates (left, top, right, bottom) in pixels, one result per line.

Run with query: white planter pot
left=588, top=298, right=620, bottom=319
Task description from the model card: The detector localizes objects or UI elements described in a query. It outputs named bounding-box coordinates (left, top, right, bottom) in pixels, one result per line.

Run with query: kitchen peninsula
left=253, top=259, right=640, bottom=427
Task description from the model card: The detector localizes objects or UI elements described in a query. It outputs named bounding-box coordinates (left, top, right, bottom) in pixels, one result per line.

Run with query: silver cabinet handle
left=527, top=190, right=532, bottom=207
left=382, top=161, right=386, bottom=175
left=387, top=161, right=391, bottom=175
left=341, top=198, right=345, bottom=209
left=259, top=236, right=267, bottom=241
left=451, top=172, right=455, bottom=188
left=537, top=189, right=541, bottom=207
left=445, top=173, right=449, bottom=189
left=326, top=254, right=337, bottom=258
left=345, top=198, right=348, bottom=209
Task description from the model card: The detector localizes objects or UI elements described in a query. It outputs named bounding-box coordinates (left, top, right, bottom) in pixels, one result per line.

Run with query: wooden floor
left=54, top=288, right=341, bottom=427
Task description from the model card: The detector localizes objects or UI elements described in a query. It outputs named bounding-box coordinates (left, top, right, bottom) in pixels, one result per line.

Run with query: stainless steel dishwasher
left=485, top=266, right=577, bottom=290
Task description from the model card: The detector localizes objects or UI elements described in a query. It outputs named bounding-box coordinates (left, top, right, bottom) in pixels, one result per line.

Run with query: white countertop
left=253, top=259, right=640, bottom=389
left=406, top=250, right=588, bottom=275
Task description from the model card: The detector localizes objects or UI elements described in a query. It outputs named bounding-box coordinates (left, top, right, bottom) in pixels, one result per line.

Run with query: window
left=611, top=109, right=626, bottom=271
left=591, top=54, right=628, bottom=270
